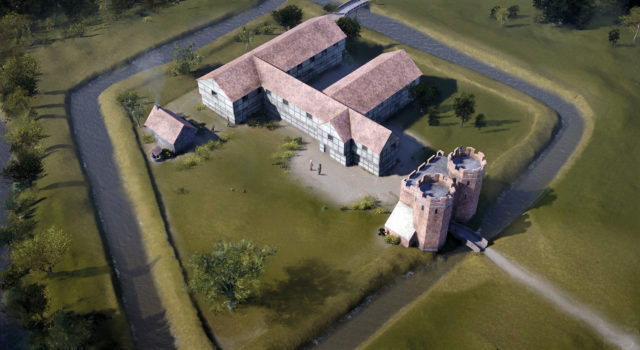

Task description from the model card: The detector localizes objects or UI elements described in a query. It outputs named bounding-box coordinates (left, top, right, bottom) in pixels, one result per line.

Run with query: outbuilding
left=144, top=105, right=197, bottom=153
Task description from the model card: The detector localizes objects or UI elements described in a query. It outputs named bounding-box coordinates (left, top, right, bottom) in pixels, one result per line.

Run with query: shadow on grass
left=258, top=258, right=349, bottom=325
left=35, top=114, right=66, bottom=120
left=192, top=63, right=223, bottom=79
left=528, top=188, right=557, bottom=211
left=492, top=212, right=532, bottom=240
left=39, top=180, right=86, bottom=191
left=48, top=265, right=111, bottom=280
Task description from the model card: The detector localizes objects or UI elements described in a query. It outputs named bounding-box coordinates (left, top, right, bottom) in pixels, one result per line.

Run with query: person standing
left=318, top=163, right=322, bottom=175
left=309, top=159, right=313, bottom=171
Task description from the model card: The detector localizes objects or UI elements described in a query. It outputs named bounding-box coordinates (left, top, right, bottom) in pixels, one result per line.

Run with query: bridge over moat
left=449, top=222, right=489, bottom=252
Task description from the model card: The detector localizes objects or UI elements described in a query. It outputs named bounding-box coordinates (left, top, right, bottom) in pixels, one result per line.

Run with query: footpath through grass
left=24, top=0, right=257, bottom=347
left=360, top=0, right=640, bottom=347
left=97, top=0, right=558, bottom=348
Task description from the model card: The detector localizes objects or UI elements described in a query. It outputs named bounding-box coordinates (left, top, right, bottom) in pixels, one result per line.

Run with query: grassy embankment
left=361, top=0, right=640, bottom=347
left=99, top=0, right=557, bottom=348
left=24, top=0, right=257, bottom=347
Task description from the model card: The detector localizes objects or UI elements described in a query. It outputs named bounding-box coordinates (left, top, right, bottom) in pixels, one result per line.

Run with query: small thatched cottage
left=144, top=105, right=197, bottom=153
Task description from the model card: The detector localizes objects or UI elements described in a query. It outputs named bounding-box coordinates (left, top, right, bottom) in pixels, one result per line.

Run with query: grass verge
left=22, top=0, right=258, bottom=347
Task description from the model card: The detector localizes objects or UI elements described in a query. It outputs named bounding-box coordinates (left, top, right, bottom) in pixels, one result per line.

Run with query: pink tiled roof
left=144, top=105, right=196, bottom=144
left=348, top=110, right=394, bottom=154
left=254, top=56, right=346, bottom=123
left=323, top=50, right=422, bottom=115
left=197, top=15, right=345, bottom=102
left=253, top=16, right=346, bottom=72
left=196, top=51, right=261, bottom=102
left=329, top=109, right=351, bottom=142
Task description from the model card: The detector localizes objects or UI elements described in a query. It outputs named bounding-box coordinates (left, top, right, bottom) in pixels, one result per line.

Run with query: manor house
left=196, top=15, right=423, bottom=176
left=385, top=147, right=486, bottom=251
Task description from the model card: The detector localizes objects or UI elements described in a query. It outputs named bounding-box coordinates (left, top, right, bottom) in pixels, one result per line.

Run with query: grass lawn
left=98, top=0, right=558, bottom=348
left=361, top=0, right=640, bottom=346
left=17, top=0, right=257, bottom=347
left=360, top=253, right=610, bottom=350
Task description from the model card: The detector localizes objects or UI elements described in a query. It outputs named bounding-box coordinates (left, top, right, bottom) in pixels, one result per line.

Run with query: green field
left=15, top=0, right=257, bottom=347
left=360, top=0, right=640, bottom=347
left=362, top=254, right=610, bottom=350
left=97, top=1, right=559, bottom=348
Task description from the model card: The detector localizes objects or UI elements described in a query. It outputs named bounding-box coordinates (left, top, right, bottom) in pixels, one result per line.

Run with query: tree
left=117, top=89, right=146, bottom=126
left=238, top=26, right=254, bottom=51
left=453, top=92, right=476, bottom=128
left=1, top=87, right=32, bottom=117
left=170, top=42, right=202, bottom=76
left=620, top=7, right=640, bottom=43
left=508, top=5, right=520, bottom=18
left=336, top=17, right=361, bottom=39
left=188, top=239, right=276, bottom=312
left=45, top=310, right=96, bottom=350
left=3, top=147, right=44, bottom=186
left=493, top=6, right=510, bottom=26
left=272, top=5, right=303, bottom=29
left=4, top=283, right=48, bottom=328
left=533, top=0, right=595, bottom=28
left=475, top=113, right=487, bottom=129
left=0, top=213, right=37, bottom=245
left=11, top=226, right=71, bottom=274
left=410, top=81, right=440, bottom=110
left=0, top=53, right=40, bottom=96
left=609, top=28, right=621, bottom=46
left=5, top=112, right=45, bottom=152
left=490, top=5, right=501, bottom=18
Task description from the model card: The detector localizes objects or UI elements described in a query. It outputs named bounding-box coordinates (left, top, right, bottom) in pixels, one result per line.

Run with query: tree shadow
left=505, top=23, right=530, bottom=28
left=482, top=128, right=509, bottom=133
left=44, top=144, right=74, bottom=157
left=257, top=258, right=350, bottom=325
left=47, top=265, right=111, bottom=280
left=492, top=212, right=533, bottom=240
left=33, top=103, right=65, bottom=109
left=528, top=188, right=557, bottom=210
left=39, top=181, right=86, bottom=191
left=35, top=114, right=66, bottom=121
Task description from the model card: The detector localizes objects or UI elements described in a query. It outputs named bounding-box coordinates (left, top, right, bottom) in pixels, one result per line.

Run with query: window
left=362, top=145, right=368, bottom=152
left=466, top=181, right=470, bottom=185
left=266, top=89, right=271, bottom=95
left=211, top=90, right=217, bottom=96
left=297, top=64, right=302, bottom=69
left=391, top=143, right=397, bottom=149
left=421, top=205, right=424, bottom=211
left=283, top=99, right=288, bottom=105
left=328, top=134, right=333, bottom=141
left=435, top=209, right=438, bottom=214
left=306, top=113, right=312, bottom=119
left=242, top=95, right=248, bottom=102
left=310, top=57, right=315, bottom=62
left=321, top=49, right=327, bottom=55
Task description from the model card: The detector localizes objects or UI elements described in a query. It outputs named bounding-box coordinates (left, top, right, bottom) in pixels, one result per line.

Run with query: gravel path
left=66, top=1, right=284, bottom=348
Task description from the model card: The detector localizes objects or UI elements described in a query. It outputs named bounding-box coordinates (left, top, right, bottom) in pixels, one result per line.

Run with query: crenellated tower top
left=447, top=146, right=486, bottom=181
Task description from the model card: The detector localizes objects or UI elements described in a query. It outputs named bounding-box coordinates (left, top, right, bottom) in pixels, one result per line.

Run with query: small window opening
left=306, top=113, right=312, bottom=119
left=328, top=134, right=333, bottom=141
left=435, top=209, right=438, bottom=214
left=310, top=57, right=315, bottom=62
left=242, top=95, right=248, bottom=102
left=283, top=99, right=289, bottom=105
left=362, top=145, right=368, bottom=152
left=211, top=90, right=217, bottom=96
left=266, top=89, right=271, bottom=95
left=466, top=181, right=470, bottom=185
left=421, top=205, right=424, bottom=211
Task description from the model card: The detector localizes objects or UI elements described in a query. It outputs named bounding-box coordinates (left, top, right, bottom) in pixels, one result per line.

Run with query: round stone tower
left=410, top=173, right=456, bottom=252
left=447, top=146, right=486, bottom=222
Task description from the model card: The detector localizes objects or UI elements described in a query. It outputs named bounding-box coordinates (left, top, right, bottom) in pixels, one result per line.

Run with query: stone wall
left=447, top=146, right=486, bottom=222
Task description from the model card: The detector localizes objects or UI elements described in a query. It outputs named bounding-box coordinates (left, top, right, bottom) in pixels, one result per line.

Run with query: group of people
left=309, top=160, right=322, bottom=175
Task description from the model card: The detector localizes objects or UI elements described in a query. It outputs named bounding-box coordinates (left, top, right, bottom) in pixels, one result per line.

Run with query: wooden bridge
left=449, top=222, right=489, bottom=252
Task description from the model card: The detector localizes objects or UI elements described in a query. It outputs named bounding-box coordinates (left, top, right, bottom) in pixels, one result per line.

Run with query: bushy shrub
left=255, top=22, right=277, bottom=35
left=64, top=23, right=85, bottom=38
left=219, top=132, right=235, bottom=143
left=323, top=3, right=339, bottom=12
left=194, top=103, right=206, bottom=111
left=383, top=234, right=400, bottom=245
left=374, top=207, right=388, bottom=215
left=179, top=154, right=202, bottom=169
left=206, top=139, right=224, bottom=150
left=195, top=145, right=210, bottom=160
left=248, top=113, right=280, bottom=130
left=349, top=195, right=376, bottom=210
left=271, top=151, right=295, bottom=168
left=160, top=148, right=172, bottom=160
